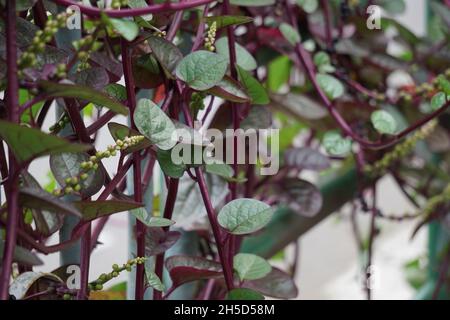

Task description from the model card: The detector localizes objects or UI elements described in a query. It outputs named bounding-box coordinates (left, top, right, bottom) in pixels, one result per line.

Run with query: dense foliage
left=0, top=0, right=449, bottom=300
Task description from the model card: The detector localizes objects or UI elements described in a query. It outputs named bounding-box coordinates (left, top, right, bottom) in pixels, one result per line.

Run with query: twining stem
left=284, top=1, right=450, bottom=150
left=121, top=39, right=145, bottom=300
left=180, top=101, right=234, bottom=290
left=0, top=0, right=20, bottom=300
left=153, top=178, right=179, bottom=300
left=52, top=0, right=215, bottom=18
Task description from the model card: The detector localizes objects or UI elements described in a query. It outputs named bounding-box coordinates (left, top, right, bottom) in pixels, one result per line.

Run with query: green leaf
left=233, top=253, right=272, bottom=281
left=376, top=0, right=405, bottom=14
left=431, top=92, right=447, bottom=111
left=313, top=52, right=330, bottom=67
left=39, top=81, right=129, bottom=115
left=21, top=172, right=62, bottom=236
left=322, top=131, right=351, bottom=156
left=19, top=187, right=81, bottom=218
left=267, top=56, right=291, bottom=92
left=147, top=35, right=183, bottom=79
left=208, top=76, right=250, bottom=103
left=217, top=198, right=274, bottom=235
left=134, top=98, right=176, bottom=150
left=108, top=122, right=152, bottom=154
left=236, top=65, right=269, bottom=105
left=371, top=110, right=397, bottom=135
left=230, top=0, right=275, bottom=6
left=145, top=269, right=165, bottom=292
left=131, top=207, right=175, bottom=227
left=0, top=240, right=43, bottom=266
left=74, top=200, right=143, bottom=221
left=128, top=0, right=153, bottom=20
left=205, top=162, right=234, bottom=179
left=438, top=75, right=450, bottom=96
left=279, top=23, right=301, bottom=46
left=107, top=16, right=139, bottom=41
left=204, top=15, right=253, bottom=29
left=215, top=37, right=257, bottom=72
left=296, top=0, right=318, bottom=13
left=316, top=73, right=345, bottom=100
left=50, top=153, right=105, bottom=197
left=226, top=288, right=265, bottom=300
left=0, top=120, right=90, bottom=164
left=104, top=83, right=127, bottom=102
left=157, top=148, right=186, bottom=178
left=175, top=50, right=228, bottom=91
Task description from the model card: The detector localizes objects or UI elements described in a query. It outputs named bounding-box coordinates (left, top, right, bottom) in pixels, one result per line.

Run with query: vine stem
left=0, top=0, right=20, bottom=300
left=120, top=39, right=145, bottom=300
left=153, top=178, right=179, bottom=300
left=284, top=0, right=450, bottom=151
left=222, top=0, right=240, bottom=275
left=180, top=101, right=234, bottom=291
left=366, top=185, right=377, bottom=300
left=52, top=0, right=215, bottom=18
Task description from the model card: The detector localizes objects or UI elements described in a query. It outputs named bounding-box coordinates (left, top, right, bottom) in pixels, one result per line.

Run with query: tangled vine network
left=0, top=0, right=449, bottom=301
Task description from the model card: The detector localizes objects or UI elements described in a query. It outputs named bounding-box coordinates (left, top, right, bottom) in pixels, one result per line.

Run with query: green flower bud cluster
left=52, top=136, right=144, bottom=196
left=89, top=257, right=146, bottom=292
left=189, top=92, right=206, bottom=112
left=49, top=114, right=70, bottom=134
left=72, top=34, right=96, bottom=72
left=154, top=30, right=167, bottom=38
left=398, top=69, right=450, bottom=102
left=204, top=22, right=217, bottom=52
left=111, top=0, right=128, bottom=9
left=364, top=120, right=437, bottom=177
left=18, top=12, right=71, bottom=73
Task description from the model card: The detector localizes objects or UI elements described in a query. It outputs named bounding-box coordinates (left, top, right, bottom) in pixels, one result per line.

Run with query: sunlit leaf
left=233, top=253, right=272, bottom=281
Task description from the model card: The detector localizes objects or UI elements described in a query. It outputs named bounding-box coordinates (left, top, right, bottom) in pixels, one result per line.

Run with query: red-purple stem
left=0, top=0, right=20, bottom=300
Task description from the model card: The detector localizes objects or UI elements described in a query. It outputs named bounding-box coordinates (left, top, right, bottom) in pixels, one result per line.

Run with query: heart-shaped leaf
left=371, top=110, right=397, bottom=135
left=244, top=267, right=298, bottom=299
left=205, top=162, right=234, bottom=179
left=233, top=253, right=272, bottom=281
left=165, top=255, right=223, bottom=288
left=157, top=149, right=186, bottom=179
left=216, top=37, right=257, bottom=71
left=431, top=92, right=446, bottom=111
left=147, top=35, right=183, bottom=79
left=207, top=76, right=250, bottom=103
left=21, top=172, right=63, bottom=236
left=19, top=187, right=81, bottom=217
left=316, top=74, right=345, bottom=100
left=438, top=75, right=450, bottom=95
left=284, top=147, right=330, bottom=171
left=226, top=288, right=265, bottom=300
left=218, top=198, right=274, bottom=235
left=322, top=131, right=351, bottom=155
left=0, top=120, right=90, bottom=164
left=105, top=15, right=139, bottom=41
left=279, top=23, right=301, bottom=46
left=38, top=81, right=129, bottom=115
left=277, top=178, right=323, bottom=217
left=176, top=50, right=228, bottom=91
left=50, top=153, right=105, bottom=197
left=145, top=228, right=181, bottom=256
left=74, top=200, right=143, bottom=221
left=134, top=98, right=176, bottom=150
left=131, top=207, right=175, bottom=227
left=236, top=65, right=269, bottom=105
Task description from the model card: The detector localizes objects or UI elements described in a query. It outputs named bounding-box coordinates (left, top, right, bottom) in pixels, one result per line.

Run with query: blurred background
left=26, top=0, right=430, bottom=300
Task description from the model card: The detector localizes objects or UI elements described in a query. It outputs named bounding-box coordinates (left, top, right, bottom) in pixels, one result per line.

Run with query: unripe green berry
left=95, top=284, right=103, bottom=291
left=63, top=293, right=71, bottom=300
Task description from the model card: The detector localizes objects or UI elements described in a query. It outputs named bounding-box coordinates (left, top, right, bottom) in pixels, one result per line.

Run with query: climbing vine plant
left=0, top=0, right=449, bottom=300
